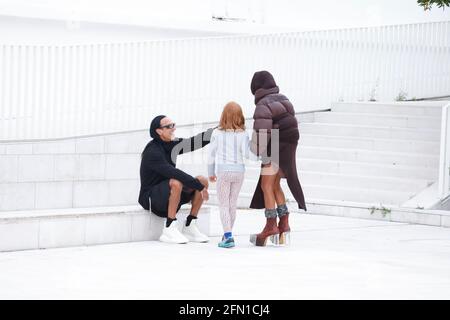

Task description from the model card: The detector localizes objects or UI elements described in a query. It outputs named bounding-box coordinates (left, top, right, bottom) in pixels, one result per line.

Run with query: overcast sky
left=0, top=0, right=448, bottom=30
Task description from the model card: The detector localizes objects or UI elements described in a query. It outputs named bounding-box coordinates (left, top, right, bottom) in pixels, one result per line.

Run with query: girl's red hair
left=219, top=101, right=245, bottom=131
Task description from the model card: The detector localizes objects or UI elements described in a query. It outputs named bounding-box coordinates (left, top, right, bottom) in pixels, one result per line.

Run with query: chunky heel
left=250, top=233, right=279, bottom=246
left=249, top=234, right=257, bottom=245
left=278, top=214, right=291, bottom=246
left=269, top=234, right=280, bottom=245
left=279, top=231, right=291, bottom=246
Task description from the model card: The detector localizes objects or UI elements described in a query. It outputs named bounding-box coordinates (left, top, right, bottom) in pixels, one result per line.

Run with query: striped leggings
left=216, top=171, right=245, bottom=233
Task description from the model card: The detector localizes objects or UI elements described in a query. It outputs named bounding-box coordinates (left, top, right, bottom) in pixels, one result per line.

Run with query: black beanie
left=250, top=71, right=277, bottom=95
left=149, top=115, right=167, bottom=139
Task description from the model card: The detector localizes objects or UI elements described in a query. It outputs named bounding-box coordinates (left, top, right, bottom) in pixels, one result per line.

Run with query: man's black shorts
left=149, top=179, right=196, bottom=217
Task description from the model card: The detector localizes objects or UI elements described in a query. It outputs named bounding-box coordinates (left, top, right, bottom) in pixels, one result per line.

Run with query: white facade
left=0, top=15, right=234, bottom=45
left=1, top=20, right=449, bottom=141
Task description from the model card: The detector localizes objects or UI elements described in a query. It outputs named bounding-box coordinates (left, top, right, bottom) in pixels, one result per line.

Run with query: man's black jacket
left=138, top=128, right=214, bottom=210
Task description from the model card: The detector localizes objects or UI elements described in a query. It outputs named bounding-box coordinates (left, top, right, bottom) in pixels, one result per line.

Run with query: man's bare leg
left=168, top=179, right=183, bottom=219
left=190, top=175, right=209, bottom=217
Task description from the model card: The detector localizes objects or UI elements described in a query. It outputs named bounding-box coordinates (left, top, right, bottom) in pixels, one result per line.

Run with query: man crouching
left=138, top=115, right=215, bottom=244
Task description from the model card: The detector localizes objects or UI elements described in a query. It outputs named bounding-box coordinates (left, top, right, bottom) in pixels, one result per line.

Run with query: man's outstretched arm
left=173, top=127, right=217, bottom=155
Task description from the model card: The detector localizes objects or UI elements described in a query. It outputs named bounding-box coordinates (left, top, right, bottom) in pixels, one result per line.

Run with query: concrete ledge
left=301, top=198, right=450, bottom=228
left=208, top=190, right=450, bottom=228
left=0, top=205, right=212, bottom=252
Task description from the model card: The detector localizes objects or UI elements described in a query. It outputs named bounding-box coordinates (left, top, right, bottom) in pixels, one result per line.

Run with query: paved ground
left=1, top=208, right=450, bottom=299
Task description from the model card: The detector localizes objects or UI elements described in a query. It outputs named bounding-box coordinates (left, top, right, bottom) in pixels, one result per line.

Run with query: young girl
left=208, top=102, right=259, bottom=248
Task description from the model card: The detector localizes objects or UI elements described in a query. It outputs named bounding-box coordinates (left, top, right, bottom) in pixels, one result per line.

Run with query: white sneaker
left=182, top=220, right=209, bottom=243
left=159, top=220, right=189, bottom=244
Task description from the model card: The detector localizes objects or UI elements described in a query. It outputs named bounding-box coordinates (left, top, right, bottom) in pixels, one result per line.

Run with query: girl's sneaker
left=218, top=236, right=235, bottom=248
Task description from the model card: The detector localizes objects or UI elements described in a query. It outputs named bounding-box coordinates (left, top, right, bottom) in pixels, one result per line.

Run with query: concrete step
left=315, top=112, right=441, bottom=129
left=302, top=199, right=450, bottom=228
left=331, top=102, right=443, bottom=117
left=208, top=171, right=429, bottom=194
left=244, top=158, right=438, bottom=180
left=206, top=197, right=450, bottom=229
left=297, top=146, right=439, bottom=168
left=299, top=122, right=440, bottom=141
left=401, top=182, right=441, bottom=210
left=299, top=134, right=440, bottom=154
left=2, top=202, right=449, bottom=254
left=183, top=154, right=438, bottom=183
left=0, top=205, right=213, bottom=252
left=210, top=175, right=428, bottom=202
left=300, top=184, right=414, bottom=205
left=209, top=182, right=414, bottom=206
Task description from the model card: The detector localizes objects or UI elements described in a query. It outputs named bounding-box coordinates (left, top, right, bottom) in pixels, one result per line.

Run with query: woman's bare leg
left=261, top=168, right=277, bottom=209
left=273, top=172, right=286, bottom=206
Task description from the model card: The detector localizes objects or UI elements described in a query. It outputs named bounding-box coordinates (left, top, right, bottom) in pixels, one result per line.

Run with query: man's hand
left=201, top=188, right=209, bottom=201
left=209, top=175, right=217, bottom=183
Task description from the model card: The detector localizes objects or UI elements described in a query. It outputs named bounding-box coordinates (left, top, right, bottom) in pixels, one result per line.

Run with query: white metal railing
left=438, top=102, right=450, bottom=199
left=0, top=21, right=449, bottom=141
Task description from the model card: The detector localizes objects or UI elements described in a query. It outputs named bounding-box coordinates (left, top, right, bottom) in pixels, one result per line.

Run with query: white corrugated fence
left=0, top=21, right=449, bottom=140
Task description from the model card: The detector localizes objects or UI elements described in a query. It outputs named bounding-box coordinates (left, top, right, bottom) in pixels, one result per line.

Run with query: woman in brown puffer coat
left=249, top=71, right=306, bottom=247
